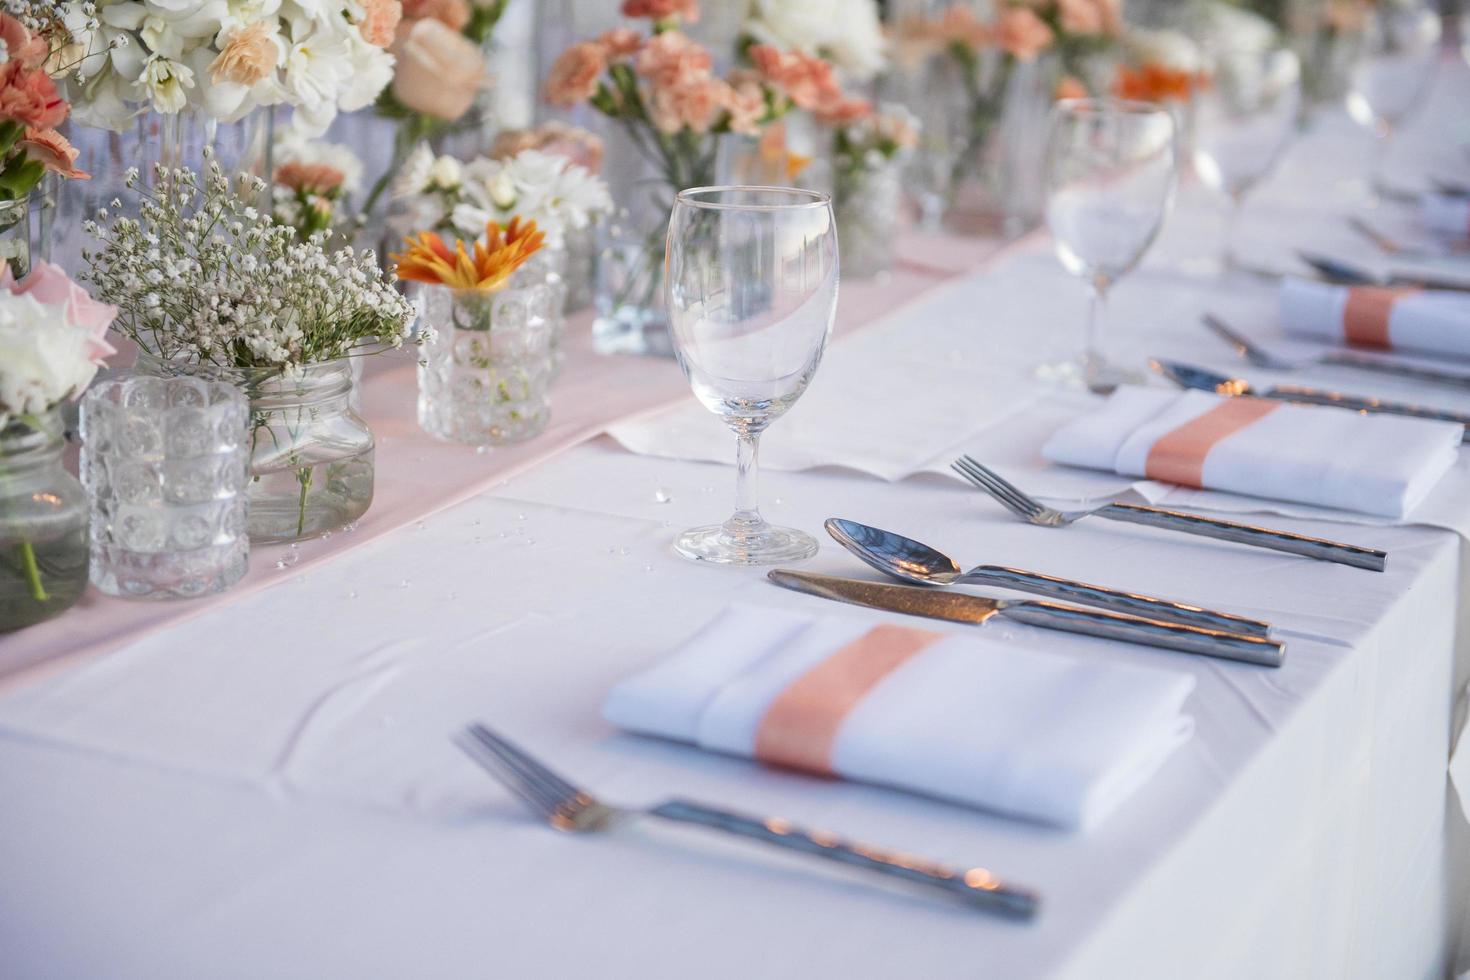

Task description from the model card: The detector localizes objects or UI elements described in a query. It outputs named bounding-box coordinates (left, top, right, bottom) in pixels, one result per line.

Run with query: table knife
left=768, top=570, right=1285, bottom=667
left=1153, top=359, right=1470, bottom=440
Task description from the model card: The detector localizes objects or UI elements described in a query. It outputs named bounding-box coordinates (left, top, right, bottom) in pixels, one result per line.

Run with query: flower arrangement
left=830, top=103, right=920, bottom=176
left=0, top=11, right=87, bottom=196
left=0, top=260, right=115, bottom=429
left=380, top=0, right=503, bottom=129
left=826, top=103, right=919, bottom=277
left=0, top=259, right=115, bottom=608
left=393, top=216, right=545, bottom=292
left=83, top=158, right=415, bottom=370
left=33, top=0, right=396, bottom=133
left=390, top=145, right=612, bottom=250
left=271, top=131, right=365, bottom=241
left=1113, top=28, right=1207, bottom=105
left=489, top=121, right=605, bottom=175
left=741, top=0, right=887, bottom=82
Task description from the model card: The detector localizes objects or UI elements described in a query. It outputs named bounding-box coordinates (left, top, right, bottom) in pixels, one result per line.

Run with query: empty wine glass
left=1346, top=2, right=1441, bottom=202
left=1193, top=44, right=1302, bottom=272
left=1042, top=99, right=1177, bottom=389
left=665, top=186, right=839, bottom=565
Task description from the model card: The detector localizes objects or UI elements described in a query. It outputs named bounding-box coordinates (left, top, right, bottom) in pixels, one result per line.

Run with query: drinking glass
left=1193, top=45, right=1302, bottom=271
left=665, top=186, right=839, bottom=565
left=1043, top=99, right=1177, bottom=388
left=1345, top=2, right=1441, bottom=201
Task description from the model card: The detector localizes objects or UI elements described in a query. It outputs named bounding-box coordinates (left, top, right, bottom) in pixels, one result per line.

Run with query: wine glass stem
left=1085, top=279, right=1109, bottom=377
left=1371, top=129, right=1391, bottom=203
left=731, top=430, right=762, bottom=527
left=1223, top=193, right=1243, bottom=271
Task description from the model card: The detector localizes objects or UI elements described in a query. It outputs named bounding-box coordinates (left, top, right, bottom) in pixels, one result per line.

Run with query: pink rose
left=544, top=41, right=608, bottom=107
left=391, top=18, right=486, bottom=121
left=2, top=260, right=117, bottom=367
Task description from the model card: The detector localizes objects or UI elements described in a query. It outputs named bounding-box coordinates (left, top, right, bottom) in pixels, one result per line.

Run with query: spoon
left=825, top=518, right=1272, bottom=638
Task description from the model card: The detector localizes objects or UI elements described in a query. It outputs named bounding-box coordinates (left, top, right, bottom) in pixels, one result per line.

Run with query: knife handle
left=1318, top=352, right=1470, bottom=391
left=958, top=565, right=1271, bottom=637
left=996, top=601, right=1285, bottom=667
left=1095, top=503, right=1387, bottom=572
left=1264, top=385, right=1470, bottom=437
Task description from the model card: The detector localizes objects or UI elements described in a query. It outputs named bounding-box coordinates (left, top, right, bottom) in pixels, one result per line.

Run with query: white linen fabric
left=604, top=605, right=1196, bottom=832
left=1279, top=276, right=1470, bottom=358
left=1040, top=386, right=1461, bottom=519
left=1422, top=192, right=1470, bottom=240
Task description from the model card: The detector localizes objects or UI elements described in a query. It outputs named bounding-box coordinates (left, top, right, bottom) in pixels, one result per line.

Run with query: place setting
left=6, top=0, right=1470, bottom=974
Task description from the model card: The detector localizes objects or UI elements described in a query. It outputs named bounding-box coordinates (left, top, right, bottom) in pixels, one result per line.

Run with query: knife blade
left=768, top=570, right=1285, bottom=667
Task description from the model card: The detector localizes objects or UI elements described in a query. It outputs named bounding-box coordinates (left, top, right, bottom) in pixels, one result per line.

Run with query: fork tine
left=950, top=461, right=1034, bottom=519
left=469, top=724, right=585, bottom=801
left=958, top=457, right=1046, bottom=518
left=461, top=725, right=577, bottom=816
left=953, top=457, right=1043, bottom=518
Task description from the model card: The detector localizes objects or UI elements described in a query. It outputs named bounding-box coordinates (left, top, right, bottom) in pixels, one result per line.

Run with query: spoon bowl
left=824, top=518, right=962, bottom=586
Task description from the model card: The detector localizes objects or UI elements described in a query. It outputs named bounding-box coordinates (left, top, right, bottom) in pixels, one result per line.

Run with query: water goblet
left=1345, top=1, right=1441, bottom=202
left=1193, top=44, right=1302, bottom=272
left=1042, top=98, right=1177, bottom=389
left=665, top=186, right=839, bottom=565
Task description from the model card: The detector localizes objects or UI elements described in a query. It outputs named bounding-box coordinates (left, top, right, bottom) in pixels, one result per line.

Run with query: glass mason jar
left=0, top=196, right=33, bottom=278
left=416, top=283, right=555, bottom=446
left=0, top=409, right=88, bottom=632
left=136, top=353, right=375, bottom=544
left=563, top=222, right=596, bottom=314
left=516, top=243, right=570, bottom=371
left=834, top=154, right=904, bottom=279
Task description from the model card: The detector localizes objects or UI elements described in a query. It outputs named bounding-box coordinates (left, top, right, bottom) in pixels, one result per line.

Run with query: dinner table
left=4, top=58, right=1470, bottom=980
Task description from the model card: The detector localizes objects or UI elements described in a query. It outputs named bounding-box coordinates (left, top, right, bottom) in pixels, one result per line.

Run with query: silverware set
left=1297, top=249, right=1470, bottom=293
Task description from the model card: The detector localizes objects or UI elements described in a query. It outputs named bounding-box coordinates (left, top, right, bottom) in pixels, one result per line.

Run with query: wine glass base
left=674, top=521, right=819, bottom=566
left=1034, top=356, right=1144, bottom=394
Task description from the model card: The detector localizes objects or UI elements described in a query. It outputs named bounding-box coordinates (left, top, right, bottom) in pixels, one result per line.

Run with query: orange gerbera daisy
left=392, top=217, right=547, bottom=291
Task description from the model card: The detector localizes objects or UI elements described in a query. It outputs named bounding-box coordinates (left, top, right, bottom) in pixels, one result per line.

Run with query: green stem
left=296, top=465, right=312, bottom=538
left=16, top=539, right=47, bottom=601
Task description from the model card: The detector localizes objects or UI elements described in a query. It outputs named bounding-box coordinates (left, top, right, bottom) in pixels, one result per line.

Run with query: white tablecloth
left=4, top=61, right=1470, bottom=980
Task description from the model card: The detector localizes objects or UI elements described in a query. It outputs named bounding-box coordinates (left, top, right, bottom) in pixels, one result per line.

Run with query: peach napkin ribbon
left=1144, top=398, right=1281, bottom=488
left=1342, top=286, right=1418, bottom=348
left=753, top=624, right=944, bottom=775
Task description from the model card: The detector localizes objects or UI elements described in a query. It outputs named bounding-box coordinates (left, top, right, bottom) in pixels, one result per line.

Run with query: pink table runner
left=0, top=231, right=1011, bottom=691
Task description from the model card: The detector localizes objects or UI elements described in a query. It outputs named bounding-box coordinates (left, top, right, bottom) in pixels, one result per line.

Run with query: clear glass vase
left=136, top=353, right=375, bottom=544
left=834, top=156, right=904, bottom=279
left=516, top=243, right=570, bottom=370
left=416, top=283, right=555, bottom=446
left=0, top=196, right=33, bottom=278
left=0, top=409, right=88, bottom=632
left=81, top=376, right=252, bottom=600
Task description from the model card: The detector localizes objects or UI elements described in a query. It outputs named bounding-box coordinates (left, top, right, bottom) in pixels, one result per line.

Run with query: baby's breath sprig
left=81, top=154, right=417, bottom=375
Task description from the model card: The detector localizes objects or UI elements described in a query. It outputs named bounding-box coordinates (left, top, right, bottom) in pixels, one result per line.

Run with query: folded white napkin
left=1042, top=386, right=1460, bottom=518
left=1280, top=277, right=1470, bottom=359
left=604, top=605, right=1196, bottom=832
left=1421, top=193, right=1470, bottom=241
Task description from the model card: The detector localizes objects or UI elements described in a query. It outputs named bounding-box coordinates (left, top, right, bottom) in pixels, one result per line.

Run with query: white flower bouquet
left=390, top=145, right=611, bottom=250
left=40, top=0, right=398, bottom=133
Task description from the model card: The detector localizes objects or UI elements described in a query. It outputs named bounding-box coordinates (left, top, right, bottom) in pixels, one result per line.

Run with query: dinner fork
left=949, top=455, right=1386, bottom=572
left=1201, top=314, right=1470, bottom=390
left=456, top=723, right=1039, bottom=918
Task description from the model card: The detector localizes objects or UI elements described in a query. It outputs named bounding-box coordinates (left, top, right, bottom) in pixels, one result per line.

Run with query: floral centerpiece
left=270, top=129, right=365, bottom=242
left=0, top=260, right=115, bottom=631
left=1113, top=27, right=1207, bottom=105
left=894, top=0, right=1121, bottom=230
left=365, top=0, right=505, bottom=213
left=543, top=0, right=852, bottom=353
left=394, top=218, right=561, bottom=446
left=0, top=9, right=90, bottom=275
left=83, top=158, right=417, bottom=543
left=741, top=0, right=887, bottom=82
left=827, top=102, right=919, bottom=278
left=37, top=0, right=397, bottom=133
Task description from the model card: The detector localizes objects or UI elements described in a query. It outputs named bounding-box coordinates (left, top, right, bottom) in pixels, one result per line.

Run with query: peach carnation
left=0, top=61, right=65, bottom=131
left=0, top=14, right=48, bottom=71
left=275, top=161, right=348, bottom=195
left=210, top=20, right=281, bottom=88
left=748, top=44, right=840, bottom=112
left=620, top=0, right=699, bottom=23
left=814, top=95, right=873, bottom=127
left=401, top=0, right=470, bottom=33
left=723, top=80, right=766, bottom=137
left=994, top=8, right=1054, bottom=62
left=19, top=128, right=86, bottom=180
left=936, top=7, right=990, bottom=49
left=633, top=31, right=713, bottom=89
left=649, top=76, right=726, bottom=134
left=359, top=0, right=403, bottom=47
left=597, top=27, right=643, bottom=60
left=544, top=41, right=607, bottom=107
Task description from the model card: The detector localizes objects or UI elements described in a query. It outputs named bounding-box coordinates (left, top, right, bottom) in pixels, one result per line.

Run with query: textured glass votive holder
left=80, top=375, right=251, bottom=600
left=417, top=283, right=555, bottom=446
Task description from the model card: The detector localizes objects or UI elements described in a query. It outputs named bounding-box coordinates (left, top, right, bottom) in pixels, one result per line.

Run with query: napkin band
left=754, top=624, right=944, bottom=775
left=1343, top=286, right=1417, bottom=348
left=1144, top=398, right=1281, bottom=487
